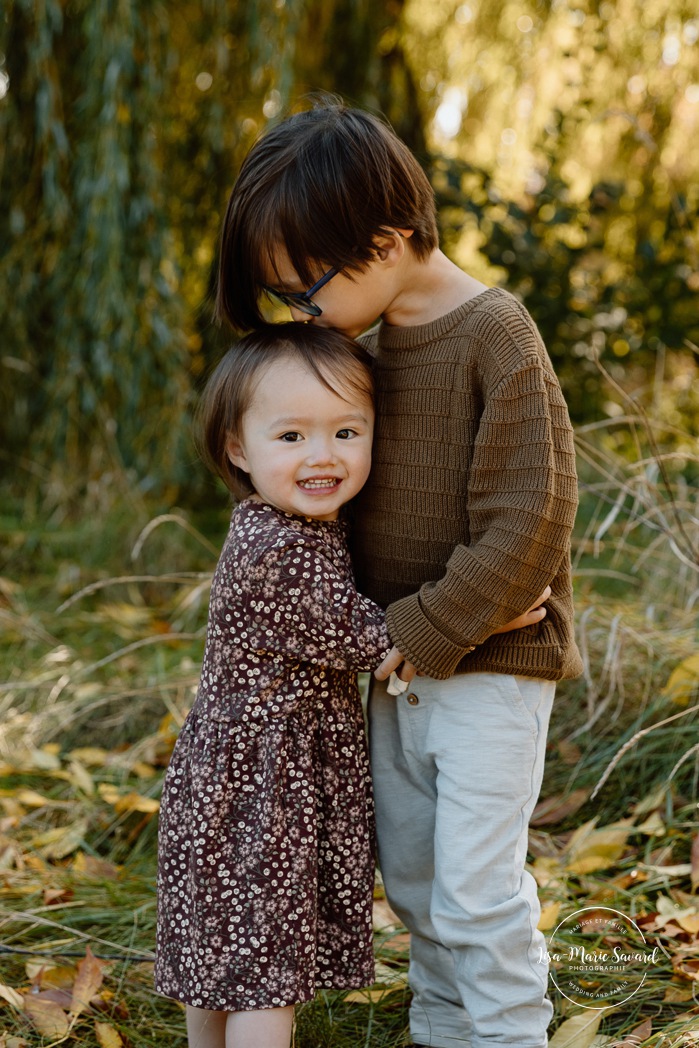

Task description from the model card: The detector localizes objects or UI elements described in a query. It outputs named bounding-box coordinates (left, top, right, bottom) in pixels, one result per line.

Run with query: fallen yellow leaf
left=129, top=760, right=157, bottom=778
left=98, top=783, right=122, bottom=805
left=662, top=653, right=699, bottom=705
left=343, top=981, right=407, bottom=1003
left=68, top=747, right=108, bottom=767
left=112, top=792, right=159, bottom=814
left=95, top=1022, right=125, bottom=1048
left=565, top=819, right=633, bottom=873
left=32, top=817, right=89, bottom=859
left=676, top=912, right=699, bottom=935
left=25, top=961, right=76, bottom=988
left=68, top=760, right=96, bottom=796
left=0, top=981, right=24, bottom=1010
left=548, top=1011, right=603, bottom=1048
left=72, top=851, right=122, bottom=879
left=635, top=811, right=665, bottom=836
left=538, top=901, right=561, bottom=931
left=13, top=789, right=54, bottom=808
left=663, top=981, right=696, bottom=1002
left=531, top=855, right=565, bottom=889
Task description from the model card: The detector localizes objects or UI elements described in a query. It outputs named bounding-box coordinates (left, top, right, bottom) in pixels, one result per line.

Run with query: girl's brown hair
left=216, top=95, right=438, bottom=332
left=196, top=322, right=374, bottom=499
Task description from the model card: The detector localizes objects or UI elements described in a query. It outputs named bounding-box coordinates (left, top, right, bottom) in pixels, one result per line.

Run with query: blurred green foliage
left=1, top=0, right=697, bottom=510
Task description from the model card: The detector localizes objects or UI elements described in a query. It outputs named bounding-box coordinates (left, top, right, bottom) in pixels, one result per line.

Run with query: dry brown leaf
left=531, top=788, right=589, bottom=826
left=619, top=1017, right=652, bottom=1044
left=23, top=995, right=70, bottom=1038
left=72, top=851, right=122, bottom=879
left=70, top=946, right=106, bottom=1017
left=557, top=739, right=583, bottom=765
left=672, top=954, right=699, bottom=980
left=95, top=1021, right=125, bottom=1047
left=28, top=987, right=72, bottom=1009
left=43, top=886, right=74, bottom=906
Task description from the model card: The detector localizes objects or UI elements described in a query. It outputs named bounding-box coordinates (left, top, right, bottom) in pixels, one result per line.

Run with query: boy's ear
left=372, top=228, right=413, bottom=264
left=226, top=436, right=248, bottom=472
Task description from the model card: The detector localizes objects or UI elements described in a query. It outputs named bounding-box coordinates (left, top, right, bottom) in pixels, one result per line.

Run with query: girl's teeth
left=301, top=479, right=336, bottom=489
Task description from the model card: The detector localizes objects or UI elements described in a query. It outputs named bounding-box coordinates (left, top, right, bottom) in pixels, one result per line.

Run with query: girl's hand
left=374, top=645, right=418, bottom=684
left=490, top=586, right=551, bottom=635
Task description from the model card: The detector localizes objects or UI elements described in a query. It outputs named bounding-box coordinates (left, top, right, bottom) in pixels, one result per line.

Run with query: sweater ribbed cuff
left=385, top=595, right=474, bottom=681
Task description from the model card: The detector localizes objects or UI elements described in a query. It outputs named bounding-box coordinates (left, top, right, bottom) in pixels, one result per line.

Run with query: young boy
left=216, top=99, right=583, bottom=1048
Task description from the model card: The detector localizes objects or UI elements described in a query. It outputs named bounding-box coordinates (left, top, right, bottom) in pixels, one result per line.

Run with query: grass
left=1, top=377, right=698, bottom=1046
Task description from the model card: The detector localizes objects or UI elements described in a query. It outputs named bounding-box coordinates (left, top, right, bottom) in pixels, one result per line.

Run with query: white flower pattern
left=155, top=500, right=390, bottom=1011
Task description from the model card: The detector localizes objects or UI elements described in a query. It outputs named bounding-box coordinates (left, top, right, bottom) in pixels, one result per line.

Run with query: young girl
left=154, top=322, right=548, bottom=1048
left=154, top=323, right=390, bottom=1048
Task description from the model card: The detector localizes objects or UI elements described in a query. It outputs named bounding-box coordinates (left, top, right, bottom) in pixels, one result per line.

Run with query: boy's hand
left=374, top=587, right=551, bottom=686
left=490, top=586, right=551, bottom=635
left=374, top=646, right=418, bottom=684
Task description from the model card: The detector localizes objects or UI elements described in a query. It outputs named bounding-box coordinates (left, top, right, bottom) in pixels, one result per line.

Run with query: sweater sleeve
left=384, top=356, right=579, bottom=679
left=246, top=540, right=392, bottom=672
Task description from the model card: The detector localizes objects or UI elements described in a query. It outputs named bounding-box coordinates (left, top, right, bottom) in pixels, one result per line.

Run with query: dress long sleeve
left=245, top=538, right=392, bottom=672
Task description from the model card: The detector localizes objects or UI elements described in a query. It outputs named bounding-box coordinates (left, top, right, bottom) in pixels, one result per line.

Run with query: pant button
left=406, top=693, right=419, bottom=705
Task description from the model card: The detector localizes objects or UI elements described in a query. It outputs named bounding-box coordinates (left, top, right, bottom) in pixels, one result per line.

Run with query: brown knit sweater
left=353, top=287, right=583, bottom=682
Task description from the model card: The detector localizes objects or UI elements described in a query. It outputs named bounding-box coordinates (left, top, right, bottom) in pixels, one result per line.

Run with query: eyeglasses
left=263, top=265, right=340, bottom=318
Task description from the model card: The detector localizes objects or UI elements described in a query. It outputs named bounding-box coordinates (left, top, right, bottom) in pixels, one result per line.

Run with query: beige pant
left=369, top=672, right=555, bottom=1048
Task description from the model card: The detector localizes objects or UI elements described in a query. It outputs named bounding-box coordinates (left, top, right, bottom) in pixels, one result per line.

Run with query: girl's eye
left=336, top=428, right=356, bottom=439
left=280, top=432, right=301, bottom=442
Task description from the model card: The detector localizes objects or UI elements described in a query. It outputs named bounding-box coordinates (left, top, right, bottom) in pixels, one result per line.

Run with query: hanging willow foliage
left=0, top=0, right=422, bottom=508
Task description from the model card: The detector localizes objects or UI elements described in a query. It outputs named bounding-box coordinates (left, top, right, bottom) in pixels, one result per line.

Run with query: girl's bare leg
left=186, top=1005, right=227, bottom=1048
left=226, top=1005, right=295, bottom=1048
left=186, top=1002, right=294, bottom=1048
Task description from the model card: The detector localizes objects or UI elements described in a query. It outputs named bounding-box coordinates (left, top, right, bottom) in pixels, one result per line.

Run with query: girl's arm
left=244, top=538, right=392, bottom=673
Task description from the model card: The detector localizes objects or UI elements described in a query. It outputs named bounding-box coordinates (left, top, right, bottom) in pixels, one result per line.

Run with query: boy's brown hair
left=216, top=96, right=438, bottom=331
left=196, top=322, right=375, bottom=499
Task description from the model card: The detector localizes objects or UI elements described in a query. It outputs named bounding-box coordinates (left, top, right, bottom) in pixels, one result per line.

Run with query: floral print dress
left=154, top=500, right=390, bottom=1011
